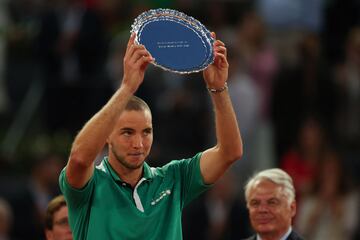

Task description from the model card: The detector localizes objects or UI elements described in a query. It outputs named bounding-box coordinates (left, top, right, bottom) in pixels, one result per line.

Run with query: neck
left=108, top=157, right=143, bottom=188
left=120, top=167, right=143, bottom=188
left=259, top=233, right=280, bottom=240
left=259, top=227, right=291, bottom=240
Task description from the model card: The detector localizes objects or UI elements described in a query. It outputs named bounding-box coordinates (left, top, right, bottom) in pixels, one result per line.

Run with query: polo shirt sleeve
left=59, top=167, right=95, bottom=210
left=177, top=152, right=213, bottom=207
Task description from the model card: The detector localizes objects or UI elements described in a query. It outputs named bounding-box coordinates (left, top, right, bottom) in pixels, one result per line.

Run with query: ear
left=290, top=200, right=296, bottom=218
left=106, top=133, right=113, bottom=145
left=45, top=229, right=53, bottom=240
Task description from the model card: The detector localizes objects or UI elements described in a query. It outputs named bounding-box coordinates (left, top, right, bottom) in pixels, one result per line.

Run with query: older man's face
left=247, top=180, right=296, bottom=239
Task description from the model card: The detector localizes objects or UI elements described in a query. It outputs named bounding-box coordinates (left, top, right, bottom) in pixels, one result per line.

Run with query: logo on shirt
left=151, top=189, right=171, bottom=206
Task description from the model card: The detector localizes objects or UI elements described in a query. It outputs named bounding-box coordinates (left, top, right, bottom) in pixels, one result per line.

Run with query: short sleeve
left=59, top=167, right=95, bottom=210
left=176, top=152, right=213, bottom=207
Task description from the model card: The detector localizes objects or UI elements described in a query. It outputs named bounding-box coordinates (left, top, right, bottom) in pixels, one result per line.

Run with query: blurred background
left=0, top=0, right=359, bottom=239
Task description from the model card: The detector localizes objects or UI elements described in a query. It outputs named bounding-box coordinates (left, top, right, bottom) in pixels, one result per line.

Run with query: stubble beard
left=111, top=146, right=144, bottom=170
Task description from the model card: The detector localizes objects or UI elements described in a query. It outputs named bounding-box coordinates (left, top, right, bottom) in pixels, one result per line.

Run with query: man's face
left=46, top=206, right=73, bottom=240
left=108, top=110, right=153, bottom=170
left=247, top=180, right=296, bottom=239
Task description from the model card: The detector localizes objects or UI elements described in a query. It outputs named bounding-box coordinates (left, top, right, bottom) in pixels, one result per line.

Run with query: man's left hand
left=203, top=32, right=229, bottom=89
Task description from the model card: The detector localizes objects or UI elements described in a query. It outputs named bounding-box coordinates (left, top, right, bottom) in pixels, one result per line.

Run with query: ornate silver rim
left=131, top=8, right=214, bottom=74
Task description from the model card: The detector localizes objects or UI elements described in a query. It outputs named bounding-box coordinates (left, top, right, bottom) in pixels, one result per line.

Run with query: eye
left=143, top=128, right=152, bottom=136
left=249, top=200, right=260, bottom=208
left=121, top=130, right=133, bottom=136
left=268, top=198, right=280, bottom=206
left=54, top=218, right=69, bottom=227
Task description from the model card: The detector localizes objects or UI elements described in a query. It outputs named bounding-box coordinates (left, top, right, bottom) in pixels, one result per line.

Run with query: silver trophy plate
left=131, top=9, right=214, bottom=74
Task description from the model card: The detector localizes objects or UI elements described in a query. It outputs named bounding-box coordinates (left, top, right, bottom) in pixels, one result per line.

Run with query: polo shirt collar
left=103, top=157, right=154, bottom=182
left=142, top=161, right=154, bottom=180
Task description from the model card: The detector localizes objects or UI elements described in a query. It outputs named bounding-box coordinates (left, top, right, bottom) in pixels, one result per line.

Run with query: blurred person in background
left=36, top=0, right=110, bottom=134
left=332, top=26, right=360, bottom=189
left=243, top=168, right=304, bottom=240
left=60, top=32, right=243, bottom=239
left=10, top=154, right=64, bottom=240
left=271, top=32, right=337, bottom=160
left=295, top=149, right=359, bottom=240
left=236, top=10, right=278, bottom=121
left=280, top=116, right=327, bottom=201
left=203, top=171, right=251, bottom=240
left=5, top=0, right=42, bottom=114
left=183, top=170, right=252, bottom=240
left=226, top=45, right=261, bottom=187
left=0, top=197, right=13, bottom=240
left=235, top=9, right=278, bottom=171
left=333, top=26, right=360, bottom=149
left=44, top=195, right=72, bottom=240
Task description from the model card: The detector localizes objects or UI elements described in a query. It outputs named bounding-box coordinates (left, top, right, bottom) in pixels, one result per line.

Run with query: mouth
left=128, top=152, right=144, bottom=157
left=255, top=218, right=272, bottom=224
left=127, top=152, right=145, bottom=160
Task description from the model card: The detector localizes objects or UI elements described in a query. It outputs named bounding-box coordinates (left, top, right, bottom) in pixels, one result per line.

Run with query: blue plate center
left=139, top=20, right=209, bottom=71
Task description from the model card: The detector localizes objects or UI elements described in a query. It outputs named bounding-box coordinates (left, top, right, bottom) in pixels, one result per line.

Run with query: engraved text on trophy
left=157, top=41, right=190, bottom=48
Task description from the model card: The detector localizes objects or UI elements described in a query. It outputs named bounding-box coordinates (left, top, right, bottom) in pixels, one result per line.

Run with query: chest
left=84, top=177, right=182, bottom=239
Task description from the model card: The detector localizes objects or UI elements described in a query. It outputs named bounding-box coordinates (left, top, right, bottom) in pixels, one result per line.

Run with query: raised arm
left=66, top=33, right=153, bottom=188
left=200, top=34, right=243, bottom=184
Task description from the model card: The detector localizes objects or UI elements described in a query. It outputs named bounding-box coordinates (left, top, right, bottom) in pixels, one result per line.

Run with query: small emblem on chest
left=151, top=189, right=171, bottom=206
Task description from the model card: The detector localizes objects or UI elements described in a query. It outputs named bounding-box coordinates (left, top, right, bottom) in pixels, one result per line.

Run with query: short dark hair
left=45, top=195, right=67, bottom=230
left=125, top=96, right=151, bottom=113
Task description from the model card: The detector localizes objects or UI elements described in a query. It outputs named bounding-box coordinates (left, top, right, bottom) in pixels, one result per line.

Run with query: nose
left=132, top=134, right=143, bottom=148
left=257, top=203, right=269, bottom=212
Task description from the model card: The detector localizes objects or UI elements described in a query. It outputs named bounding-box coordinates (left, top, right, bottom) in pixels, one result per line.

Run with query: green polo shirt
left=59, top=152, right=211, bottom=240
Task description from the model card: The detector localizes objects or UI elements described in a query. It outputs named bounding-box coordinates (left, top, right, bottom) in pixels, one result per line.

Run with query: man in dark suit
left=243, top=168, right=304, bottom=240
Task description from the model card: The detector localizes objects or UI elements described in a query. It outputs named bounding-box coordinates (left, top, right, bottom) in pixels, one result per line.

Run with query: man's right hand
left=121, top=33, right=154, bottom=94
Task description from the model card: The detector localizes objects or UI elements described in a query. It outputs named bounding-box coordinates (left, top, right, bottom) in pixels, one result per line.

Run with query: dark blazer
left=242, top=230, right=304, bottom=240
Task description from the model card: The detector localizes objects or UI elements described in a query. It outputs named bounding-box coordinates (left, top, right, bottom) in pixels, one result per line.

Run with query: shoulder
left=241, top=236, right=256, bottom=240
left=157, top=152, right=203, bottom=172
left=288, top=230, right=305, bottom=240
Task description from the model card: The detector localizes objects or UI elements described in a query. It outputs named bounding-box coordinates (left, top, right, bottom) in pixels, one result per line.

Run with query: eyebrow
left=120, top=128, right=134, bottom=131
left=120, top=127, right=152, bottom=132
left=250, top=197, right=280, bottom=202
left=268, top=197, right=280, bottom=202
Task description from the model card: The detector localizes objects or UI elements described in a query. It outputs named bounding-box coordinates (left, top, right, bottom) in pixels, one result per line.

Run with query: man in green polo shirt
left=59, top=32, right=243, bottom=240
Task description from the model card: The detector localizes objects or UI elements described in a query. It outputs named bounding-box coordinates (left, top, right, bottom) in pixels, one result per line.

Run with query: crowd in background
left=0, top=0, right=359, bottom=239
